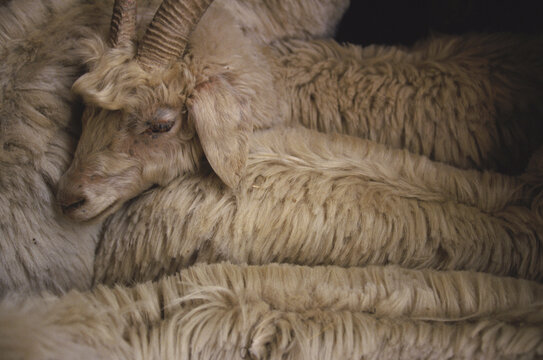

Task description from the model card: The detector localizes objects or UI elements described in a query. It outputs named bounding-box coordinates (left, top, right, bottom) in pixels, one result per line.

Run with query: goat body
left=61, top=2, right=543, bottom=222
left=95, top=127, right=543, bottom=284
left=57, top=0, right=352, bottom=220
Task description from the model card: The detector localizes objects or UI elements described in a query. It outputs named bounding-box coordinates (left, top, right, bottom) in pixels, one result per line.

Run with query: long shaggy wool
left=1, top=263, right=542, bottom=360
left=273, top=34, right=543, bottom=173
left=56, top=0, right=350, bottom=207
left=95, top=127, right=543, bottom=285
left=0, top=0, right=115, bottom=296
left=0, top=0, right=350, bottom=296
left=1, top=1, right=542, bottom=358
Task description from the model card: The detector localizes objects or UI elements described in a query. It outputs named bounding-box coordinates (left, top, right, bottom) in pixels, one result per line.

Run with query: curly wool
left=272, top=34, right=543, bottom=173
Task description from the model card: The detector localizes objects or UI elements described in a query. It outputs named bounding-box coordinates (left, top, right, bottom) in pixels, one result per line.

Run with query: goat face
left=57, top=97, right=202, bottom=222
left=57, top=0, right=255, bottom=221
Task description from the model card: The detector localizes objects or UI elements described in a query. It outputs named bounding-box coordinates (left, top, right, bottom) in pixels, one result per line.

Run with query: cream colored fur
left=95, top=126, right=543, bottom=285
left=226, top=0, right=349, bottom=44
left=2, top=1, right=542, bottom=358
left=0, top=0, right=117, bottom=296
left=61, top=24, right=543, bottom=224
left=0, top=0, right=348, bottom=295
left=1, top=263, right=542, bottom=359
left=58, top=0, right=350, bottom=220
left=272, top=34, right=543, bottom=174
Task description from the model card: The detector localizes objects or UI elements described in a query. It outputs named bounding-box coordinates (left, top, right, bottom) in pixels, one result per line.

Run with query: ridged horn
left=136, top=0, right=214, bottom=71
left=109, top=0, right=137, bottom=47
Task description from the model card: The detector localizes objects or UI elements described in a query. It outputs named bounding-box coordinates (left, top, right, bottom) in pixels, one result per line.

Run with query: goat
left=56, top=0, right=286, bottom=222
left=58, top=0, right=543, bottom=223
left=94, top=126, right=543, bottom=284
left=56, top=0, right=352, bottom=222
left=1, top=263, right=542, bottom=359
left=0, top=0, right=348, bottom=295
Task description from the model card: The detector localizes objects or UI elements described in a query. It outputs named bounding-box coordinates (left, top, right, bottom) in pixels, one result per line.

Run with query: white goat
left=58, top=0, right=543, bottom=223
left=94, top=126, right=543, bottom=285
left=1, top=263, right=542, bottom=359
left=55, top=0, right=353, bottom=221
left=0, top=0, right=348, bottom=295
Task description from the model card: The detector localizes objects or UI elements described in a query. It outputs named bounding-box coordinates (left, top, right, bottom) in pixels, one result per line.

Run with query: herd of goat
left=0, top=0, right=542, bottom=358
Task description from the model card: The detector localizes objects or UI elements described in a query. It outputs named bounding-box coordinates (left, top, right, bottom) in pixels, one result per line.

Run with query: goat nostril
left=61, top=197, right=87, bottom=213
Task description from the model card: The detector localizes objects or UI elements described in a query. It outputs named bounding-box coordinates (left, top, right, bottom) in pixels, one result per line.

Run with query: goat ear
left=188, top=77, right=252, bottom=188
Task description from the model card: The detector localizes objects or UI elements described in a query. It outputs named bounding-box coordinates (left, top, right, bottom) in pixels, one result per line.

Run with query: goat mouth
left=62, top=199, right=86, bottom=214
left=85, top=200, right=120, bottom=222
left=65, top=200, right=118, bottom=222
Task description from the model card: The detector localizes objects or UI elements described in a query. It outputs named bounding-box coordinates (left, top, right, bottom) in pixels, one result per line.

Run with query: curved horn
left=109, top=0, right=137, bottom=47
left=136, top=0, right=214, bottom=71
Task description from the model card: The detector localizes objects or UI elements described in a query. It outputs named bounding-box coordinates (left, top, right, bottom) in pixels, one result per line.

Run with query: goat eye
left=148, top=121, right=174, bottom=133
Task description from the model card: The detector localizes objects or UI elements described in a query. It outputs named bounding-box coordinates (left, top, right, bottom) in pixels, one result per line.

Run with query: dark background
left=335, top=0, right=543, bottom=46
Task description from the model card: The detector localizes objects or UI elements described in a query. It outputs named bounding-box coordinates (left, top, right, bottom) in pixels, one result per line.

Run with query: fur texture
left=1, top=263, right=542, bottom=359
left=226, top=0, right=349, bottom=44
left=0, top=0, right=117, bottom=296
left=2, top=1, right=542, bottom=358
left=0, top=0, right=348, bottom=295
left=272, top=34, right=543, bottom=173
left=59, top=24, right=543, bottom=223
left=95, top=127, right=543, bottom=285
left=56, top=0, right=350, bottom=221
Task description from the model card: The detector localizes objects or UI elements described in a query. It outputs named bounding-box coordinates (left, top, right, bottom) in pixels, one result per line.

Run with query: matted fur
left=0, top=0, right=117, bottom=296
left=273, top=34, right=543, bottom=173
left=2, top=1, right=542, bottom=357
left=57, top=0, right=352, bottom=220
left=1, top=263, right=542, bottom=359
left=95, top=127, right=543, bottom=285
left=60, top=27, right=543, bottom=223
left=0, top=0, right=349, bottom=295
